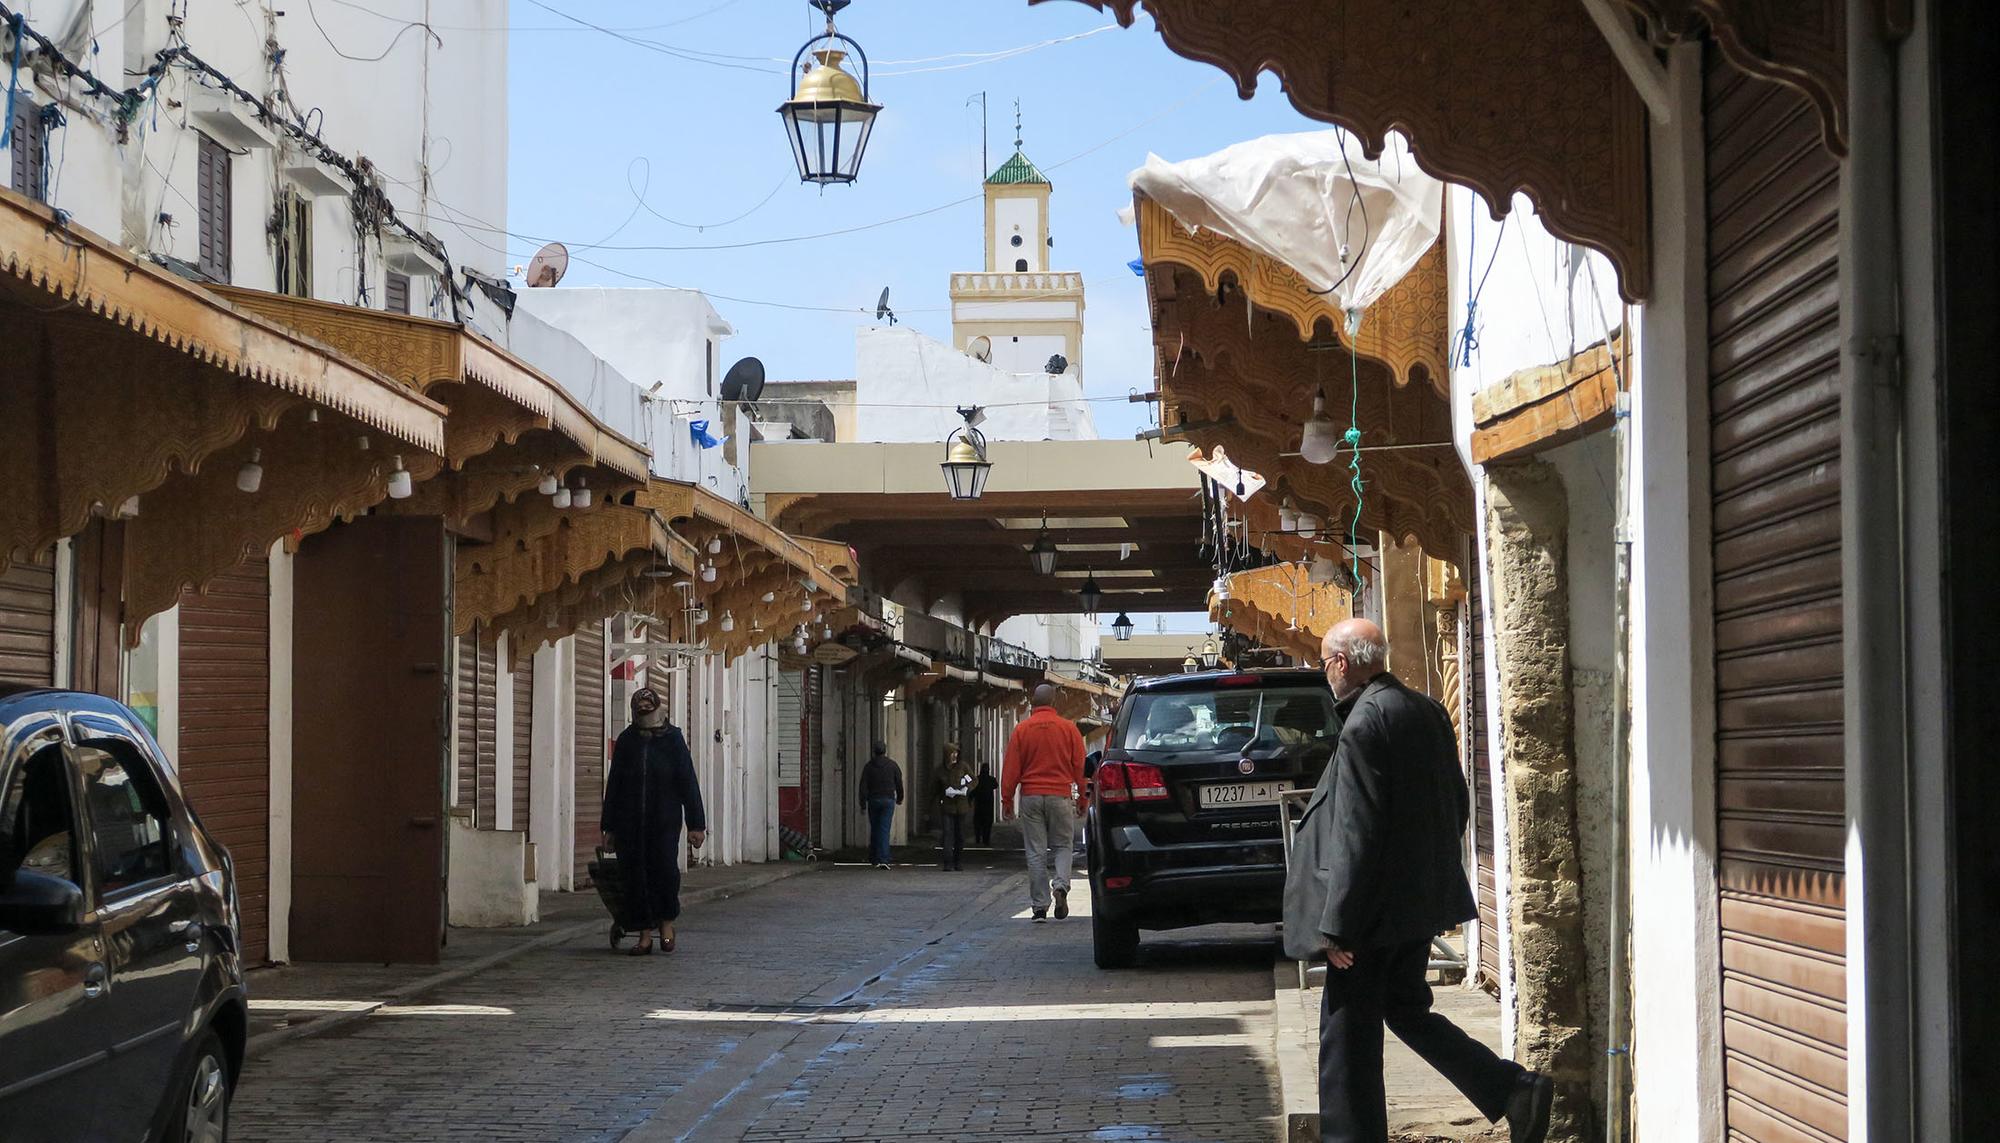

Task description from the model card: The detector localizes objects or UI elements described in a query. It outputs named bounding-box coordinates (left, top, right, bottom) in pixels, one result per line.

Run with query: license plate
left=1198, top=780, right=1291, bottom=808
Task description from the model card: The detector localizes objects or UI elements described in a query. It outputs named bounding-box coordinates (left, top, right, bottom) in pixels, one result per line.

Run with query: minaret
left=948, top=104, right=1084, bottom=378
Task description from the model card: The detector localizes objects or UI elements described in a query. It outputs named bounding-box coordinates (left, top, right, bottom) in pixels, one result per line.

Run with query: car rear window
left=1115, top=685, right=1337, bottom=754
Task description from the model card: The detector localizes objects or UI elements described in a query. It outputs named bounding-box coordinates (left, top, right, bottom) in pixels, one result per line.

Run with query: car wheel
left=609, top=922, right=625, bottom=949
left=1092, top=906, right=1140, bottom=969
left=173, top=1028, right=230, bottom=1143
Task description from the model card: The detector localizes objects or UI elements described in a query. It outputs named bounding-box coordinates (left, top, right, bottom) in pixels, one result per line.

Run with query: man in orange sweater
left=1001, top=684, right=1088, bottom=922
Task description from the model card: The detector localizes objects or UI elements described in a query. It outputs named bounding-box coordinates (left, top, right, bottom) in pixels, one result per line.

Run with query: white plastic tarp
left=1130, top=130, right=1443, bottom=316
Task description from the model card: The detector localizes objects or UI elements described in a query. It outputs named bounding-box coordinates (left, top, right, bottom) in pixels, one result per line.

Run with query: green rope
left=1343, top=310, right=1367, bottom=579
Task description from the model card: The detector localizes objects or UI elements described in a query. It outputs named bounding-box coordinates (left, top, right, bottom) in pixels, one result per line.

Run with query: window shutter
left=198, top=135, right=232, bottom=283
left=385, top=272, right=410, bottom=314
left=9, top=101, right=46, bottom=201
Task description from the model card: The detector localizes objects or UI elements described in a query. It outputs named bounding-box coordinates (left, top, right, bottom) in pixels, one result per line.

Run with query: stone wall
left=1484, top=459, right=1594, bottom=1142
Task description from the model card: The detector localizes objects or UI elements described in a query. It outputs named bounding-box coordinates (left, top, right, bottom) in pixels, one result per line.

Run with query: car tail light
left=1104, top=876, right=1133, bottom=890
left=1096, top=761, right=1169, bottom=803
left=1216, top=673, right=1263, bottom=686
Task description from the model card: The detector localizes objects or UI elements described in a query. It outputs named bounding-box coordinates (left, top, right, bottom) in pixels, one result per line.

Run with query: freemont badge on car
left=1084, top=667, right=1338, bottom=969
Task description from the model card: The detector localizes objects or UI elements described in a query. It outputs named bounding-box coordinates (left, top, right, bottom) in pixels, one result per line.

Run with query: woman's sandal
left=628, top=937, right=655, bottom=956
left=660, top=927, right=676, bottom=954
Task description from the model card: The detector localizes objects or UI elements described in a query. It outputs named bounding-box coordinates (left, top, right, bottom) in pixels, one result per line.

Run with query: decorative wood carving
left=1034, top=0, right=1651, bottom=301
left=1212, top=562, right=1352, bottom=664
left=1616, top=0, right=1847, bottom=153
left=0, top=195, right=443, bottom=569
left=122, top=406, right=409, bottom=632
left=455, top=504, right=666, bottom=634
left=1138, top=198, right=1450, bottom=399
left=1156, top=277, right=1474, bottom=555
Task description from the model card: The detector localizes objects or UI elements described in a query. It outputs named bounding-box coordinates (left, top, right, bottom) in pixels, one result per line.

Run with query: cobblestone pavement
left=229, top=861, right=1282, bottom=1142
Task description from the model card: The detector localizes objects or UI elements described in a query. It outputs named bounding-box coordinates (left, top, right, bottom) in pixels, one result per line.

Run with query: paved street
left=230, top=859, right=1283, bottom=1142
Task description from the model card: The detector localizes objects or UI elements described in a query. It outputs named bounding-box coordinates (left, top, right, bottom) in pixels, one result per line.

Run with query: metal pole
left=1605, top=381, right=1633, bottom=1143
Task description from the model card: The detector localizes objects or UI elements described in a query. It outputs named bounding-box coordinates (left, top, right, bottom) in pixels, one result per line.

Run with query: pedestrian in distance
left=933, top=742, right=975, bottom=871
left=971, top=762, right=999, bottom=847
left=1283, top=618, right=1554, bottom=1143
left=600, top=687, right=706, bottom=957
left=858, top=740, right=904, bottom=869
left=1000, top=684, right=1088, bottom=922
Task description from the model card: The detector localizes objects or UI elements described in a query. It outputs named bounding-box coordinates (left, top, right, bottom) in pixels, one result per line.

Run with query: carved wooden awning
left=1150, top=261, right=1473, bottom=557
left=636, top=481, right=853, bottom=663
left=0, top=188, right=452, bottom=632
left=1136, top=196, right=1450, bottom=399
left=1470, top=333, right=1627, bottom=465
left=1211, top=562, right=1353, bottom=665
left=1037, top=0, right=1863, bottom=300
left=1047, top=673, right=1119, bottom=725
left=457, top=501, right=679, bottom=635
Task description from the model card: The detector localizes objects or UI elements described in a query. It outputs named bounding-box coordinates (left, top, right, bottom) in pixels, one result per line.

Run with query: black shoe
left=1503, top=1072, right=1554, bottom=1143
left=1053, top=889, right=1070, bottom=920
left=1031, top=907, right=1048, bottom=922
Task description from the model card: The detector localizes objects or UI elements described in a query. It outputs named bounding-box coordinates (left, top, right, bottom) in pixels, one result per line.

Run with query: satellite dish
left=525, top=242, right=568, bottom=287
left=719, top=357, right=766, bottom=403
left=967, top=335, right=992, bottom=363
left=1045, top=353, right=1069, bottom=375
left=875, top=287, right=896, bottom=326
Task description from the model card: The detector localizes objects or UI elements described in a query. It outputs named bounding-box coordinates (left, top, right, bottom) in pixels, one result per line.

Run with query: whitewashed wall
left=853, top=326, right=1095, bottom=443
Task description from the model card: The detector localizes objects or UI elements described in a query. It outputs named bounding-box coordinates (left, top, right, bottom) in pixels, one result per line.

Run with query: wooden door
left=177, top=557, right=271, bottom=964
left=572, top=621, right=606, bottom=885
left=1706, top=51, right=1847, bottom=1142
left=291, top=517, right=448, bottom=963
left=511, top=654, right=533, bottom=832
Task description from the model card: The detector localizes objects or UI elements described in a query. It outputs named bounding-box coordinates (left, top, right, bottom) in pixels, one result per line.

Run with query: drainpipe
left=1605, top=381, right=1633, bottom=1143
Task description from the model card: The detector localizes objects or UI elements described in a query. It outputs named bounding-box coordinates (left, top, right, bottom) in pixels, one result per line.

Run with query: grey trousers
left=1018, top=794, right=1076, bottom=909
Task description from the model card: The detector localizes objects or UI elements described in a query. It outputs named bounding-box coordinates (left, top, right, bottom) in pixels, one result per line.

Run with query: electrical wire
left=301, top=0, right=440, bottom=63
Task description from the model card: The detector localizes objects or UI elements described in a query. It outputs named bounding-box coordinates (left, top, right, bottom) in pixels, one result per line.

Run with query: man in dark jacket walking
left=858, top=741, right=904, bottom=869
left=1284, top=618, right=1553, bottom=1143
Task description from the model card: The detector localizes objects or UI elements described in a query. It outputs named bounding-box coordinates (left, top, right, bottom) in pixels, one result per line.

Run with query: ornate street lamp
left=1182, top=652, right=1199, bottom=673
left=941, top=406, right=992, bottom=500
left=1199, top=637, right=1221, bottom=670
left=1078, top=571, right=1104, bottom=615
left=1029, top=514, right=1058, bottom=576
left=777, top=0, right=881, bottom=186
left=1111, top=612, right=1134, bottom=642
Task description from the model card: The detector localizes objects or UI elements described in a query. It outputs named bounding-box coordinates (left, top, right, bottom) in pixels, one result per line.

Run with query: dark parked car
left=0, top=688, right=246, bottom=1142
left=1086, top=668, right=1337, bottom=968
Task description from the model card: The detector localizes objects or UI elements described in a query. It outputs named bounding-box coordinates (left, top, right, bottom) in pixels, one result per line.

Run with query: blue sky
left=502, top=0, right=1317, bottom=444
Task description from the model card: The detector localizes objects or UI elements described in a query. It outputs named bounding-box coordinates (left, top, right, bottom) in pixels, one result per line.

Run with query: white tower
left=948, top=111, right=1084, bottom=379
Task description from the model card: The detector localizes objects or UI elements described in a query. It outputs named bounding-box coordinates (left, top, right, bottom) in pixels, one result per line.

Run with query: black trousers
left=1319, top=937, right=1520, bottom=1143
left=940, top=814, right=967, bottom=868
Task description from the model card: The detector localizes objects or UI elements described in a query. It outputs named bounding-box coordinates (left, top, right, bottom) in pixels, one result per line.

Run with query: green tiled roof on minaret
left=986, top=149, right=1050, bottom=186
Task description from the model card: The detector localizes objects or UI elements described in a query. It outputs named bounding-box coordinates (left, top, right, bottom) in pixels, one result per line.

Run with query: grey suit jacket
left=1282, top=672, right=1475, bottom=960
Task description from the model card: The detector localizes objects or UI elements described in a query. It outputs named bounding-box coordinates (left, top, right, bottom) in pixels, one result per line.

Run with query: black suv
left=1086, top=668, right=1337, bottom=968
left=0, top=688, right=246, bottom=1141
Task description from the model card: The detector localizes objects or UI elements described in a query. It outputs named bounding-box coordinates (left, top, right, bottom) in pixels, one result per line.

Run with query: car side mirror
left=0, top=870, right=86, bottom=936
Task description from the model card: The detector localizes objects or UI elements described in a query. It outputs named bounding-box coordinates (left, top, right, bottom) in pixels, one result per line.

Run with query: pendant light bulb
left=1299, top=391, right=1343, bottom=465
left=1297, top=513, right=1319, bottom=539
left=720, top=611, right=735, bottom=633
left=537, top=470, right=559, bottom=497
left=701, top=563, right=718, bottom=583
left=306, top=408, right=320, bottom=424
left=706, top=536, right=723, bottom=555
left=572, top=478, right=592, bottom=510
left=357, top=434, right=371, bottom=452
left=552, top=486, right=573, bottom=509
left=761, top=591, right=776, bottom=604
left=1279, top=498, right=1299, bottom=533
left=387, top=455, right=413, bottom=500
left=236, top=449, right=264, bottom=493
left=801, top=595, right=814, bottom=613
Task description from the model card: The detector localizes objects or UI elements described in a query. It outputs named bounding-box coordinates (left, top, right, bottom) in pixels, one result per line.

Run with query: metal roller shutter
left=1705, top=52, right=1847, bottom=1143
left=178, top=557, right=271, bottom=964
left=1468, top=560, right=1499, bottom=991
left=512, top=654, right=533, bottom=832
left=454, top=634, right=477, bottom=816
left=473, top=632, right=498, bottom=829
left=573, top=622, right=607, bottom=884
left=0, top=550, right=56, bottom=688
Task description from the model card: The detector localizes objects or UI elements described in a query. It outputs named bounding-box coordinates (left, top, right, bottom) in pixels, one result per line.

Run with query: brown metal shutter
left=0, top=549, right=57, bottom=687
left=9, top=100, right=46, bottom=201
left=1467, top=560, right=1499, bottom=991
left=177, top=557, right=271, bottom=964
left=573, top=622, right=607, bottom=884
left=1705, top=52, right=1847, bottom=1143
left=385, top=272, right=410, bottom=315
left=473, top=632, right=498, bottom=829
left=454, top=633, right=477, bottom=816
left=197, top=134, right=231, bottom=283
left=511, top=654, right=533, bottom=832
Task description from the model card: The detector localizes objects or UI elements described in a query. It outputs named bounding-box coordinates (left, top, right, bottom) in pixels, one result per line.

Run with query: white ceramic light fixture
left=236, top=449, right=264, bottom=493
left=387, top=455, right=413, bottom=500
left=1299, top=391, right=1342, bottom=465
